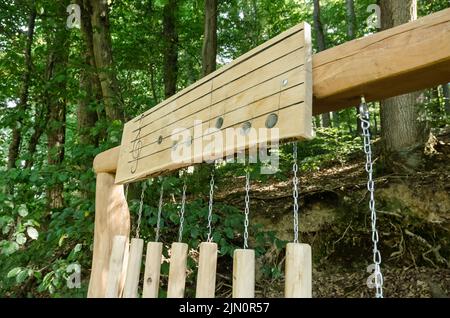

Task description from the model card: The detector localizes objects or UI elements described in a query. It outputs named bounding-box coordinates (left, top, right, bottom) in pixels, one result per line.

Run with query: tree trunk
left=202, top=0, right=217, bottom=77
left=163, top=0, right=178, bottom=98
left=379, top=0, right=429, bottom=173
left=78, top=0, right=100, bottom=147
left=90, top=0, right=124, bottom=122
left=7, top=2, right=36, bottom=170
left=443, top=83, right=450, bottom=114
left=45, top=2, right=70, bottom=210
left=312, top=0, right=331, bottom=128
left=345, top=0, right=361, bottom=133
left=25, top=104, right=48, bottom=169
left=345, top=0, right=356, bottom=40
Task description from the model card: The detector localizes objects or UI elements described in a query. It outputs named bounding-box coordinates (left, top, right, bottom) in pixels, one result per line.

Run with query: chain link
left=243, top=168, right=250, bottom=249
left=178, top=178, right=187, bottom=242
left=136, top=181, right=147, bottom=239
left=207, top=168, right=215, bottom=242
left=359, top=96, right=384, bottom=298
left=292, top=142, right=299, bottom=243
left=155, top=183, right=164, bottom=242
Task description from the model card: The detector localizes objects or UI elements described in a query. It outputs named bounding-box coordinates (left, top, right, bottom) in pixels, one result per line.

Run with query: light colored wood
left=122, top=238, right=144, bottom=298
left=115, top=23, right=312, bottom=184
left=93, top=146, right=120, bottom=173
left=142, top=242, right=163, bottom=298
left=87, top=173, right=130, bottom=297
left=313, top=8, right=450, bottom=114
left=284, top=243, right=312, bottom=298
left=167, top=242, right=188, bottom=298
left=195, top=242, right=218, bottom=298
left=232, top=249, right=255, bottom=298
left=91, top=9, right=450, bottom=177
left=105, top=235, right=129, bottom=298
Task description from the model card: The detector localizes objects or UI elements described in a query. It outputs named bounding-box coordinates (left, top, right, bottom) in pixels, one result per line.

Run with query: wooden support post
left=88, top=170, right=130, bottom=298
left=122, top=238, right=144, bottom=298
left=284, top=243, right=312, bottom=298
left=167, top=242, right=188, bottom=298
left=142, top=242, right=163, bottom=298
left=195, top=242, right=218, bottom=298
left=232, top=249, right=255, bottom=298
left=105, top=235, right=129, bottom=298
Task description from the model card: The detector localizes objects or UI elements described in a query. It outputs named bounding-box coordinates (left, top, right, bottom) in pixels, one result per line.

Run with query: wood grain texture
left=284, top=243, right=312, bottom=298
left=232, top=249, right=255, bottom=298
left=115, top=23, right=313, bottom=184
left=167, top=242, right=188, bottom=298
left=88, top=173, right=130, bottom=297
left=142, top=242, right=163, bottom=298
left=313, top=8, right=450, bottom=114
left=195, top=242, right=218, bottom=298
left=105, top=235, right=129, bottom=298
left=122, top=238, right=144, bottom=298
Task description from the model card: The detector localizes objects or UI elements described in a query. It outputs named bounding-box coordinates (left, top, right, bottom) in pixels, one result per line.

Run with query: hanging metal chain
left=178, top=178, right=187, bottom=242
left=359, top=96, right=384, bottom=298
left=207, top=168, right=215, bottom=242
left=155, top=183, right=164, bottom=242
left=292, top=142, right=300, bottom=243
left=243, top=168, right=250, bottom=249
left=124, top=183, right=129, bottom=201
left=136, top=181, right=147, bottom=239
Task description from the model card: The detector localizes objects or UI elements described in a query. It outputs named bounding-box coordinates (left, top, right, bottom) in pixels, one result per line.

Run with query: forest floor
left=212, top=130, right=450, bottom=298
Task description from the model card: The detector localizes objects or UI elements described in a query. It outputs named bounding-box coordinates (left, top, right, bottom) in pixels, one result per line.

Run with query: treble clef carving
left=130, top=114, right=144, bottom=174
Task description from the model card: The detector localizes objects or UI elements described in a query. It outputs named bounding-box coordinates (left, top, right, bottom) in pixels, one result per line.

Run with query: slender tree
left=345, top=0, right=361, bottom=133
left=7, top=1, right=36, bottom=170
left=379, top=0, right=429, bottom=171
left=78, top=0, right=101, bottom=147
left=90, top=0, right=124, bottom=122
left=202, top=0, right=217, bottom=77
left=163, top=0, right=178, bottom=98
left=45, top=1, right=70, bottom=209
left=312, top=0, right=331, bottom=128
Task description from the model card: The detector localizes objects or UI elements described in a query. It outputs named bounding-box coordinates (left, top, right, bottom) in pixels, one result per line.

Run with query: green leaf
left=27, top=227, right=39, bottom=240
left=17, top=204, right=28, bottom=217
left=16, top=233, right=27, bottom=245
left=7, top=267, right=22, bottom=278
left=16, top=269, right=30, bottom=284
left=58, top=173, right=68, bottom=182
left=73, top=243, right=82, bottom=253
left=1, top=241, right=19, bottom=255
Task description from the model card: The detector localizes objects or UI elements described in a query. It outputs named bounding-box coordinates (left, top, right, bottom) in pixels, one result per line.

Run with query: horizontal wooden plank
left=313, top=8, right=450, bottom=114
left=115, top=23, right=313, bottom=184
left=121, top=103, right=311, bottom=183
left=131, top=29, right=305, bottom=127
left=130, top=48, right=306, bottom=147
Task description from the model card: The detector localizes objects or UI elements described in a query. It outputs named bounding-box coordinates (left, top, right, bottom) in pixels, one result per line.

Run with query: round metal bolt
left=265, top=113, right=278, bottom=128
left=215, top=117, right=224, bottom=129
left=241, top=121, right=252, bottom=135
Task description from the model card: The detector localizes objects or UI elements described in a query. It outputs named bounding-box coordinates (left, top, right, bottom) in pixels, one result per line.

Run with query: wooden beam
left=114, top=23, right=313, bottom=184
left=87, top=173, right=130, bottom=297
left=93, top=146, right=120, bottom=173
left=312, top=8, right=450, bottom=115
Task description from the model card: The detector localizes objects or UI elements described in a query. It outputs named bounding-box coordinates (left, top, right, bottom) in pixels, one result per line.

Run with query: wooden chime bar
left=122, top=238, right=144, bottom=298
left=167, top=242, right=189, bottom=298
left=195, top=242, right=218, bottom=298
left=142, top=242, right=163, bottom=298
